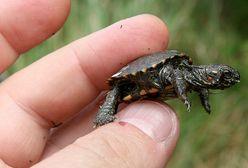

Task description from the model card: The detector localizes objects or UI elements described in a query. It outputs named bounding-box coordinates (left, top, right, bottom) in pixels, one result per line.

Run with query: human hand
left=0, top=1, right=179, bottom=168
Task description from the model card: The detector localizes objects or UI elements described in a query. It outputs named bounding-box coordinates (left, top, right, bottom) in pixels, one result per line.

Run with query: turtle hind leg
left=94, top=86, right=120, bottom=127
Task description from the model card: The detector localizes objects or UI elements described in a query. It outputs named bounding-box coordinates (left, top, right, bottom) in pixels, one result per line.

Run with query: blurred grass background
left=6, top=0, right=248, bottom=167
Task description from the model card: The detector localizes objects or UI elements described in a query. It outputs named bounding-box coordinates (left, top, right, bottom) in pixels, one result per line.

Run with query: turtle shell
left=108, top=50, right=192, bottom=86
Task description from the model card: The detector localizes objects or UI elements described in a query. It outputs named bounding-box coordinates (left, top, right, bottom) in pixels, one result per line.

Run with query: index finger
left=3, top=14, right=169, bottom=125
left=0, top=14, right=169, bottom=167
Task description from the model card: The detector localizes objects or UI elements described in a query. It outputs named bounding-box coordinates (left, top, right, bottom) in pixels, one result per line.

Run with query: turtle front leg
left=198, top=88, right=211, bottom=114
left=94, top=86, right=120, bottom=127
left=171, top=69, right=191, bottom=111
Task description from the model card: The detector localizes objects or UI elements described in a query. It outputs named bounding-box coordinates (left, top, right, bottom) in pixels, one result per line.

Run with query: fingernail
left=118, top=101, right=176, bottom=142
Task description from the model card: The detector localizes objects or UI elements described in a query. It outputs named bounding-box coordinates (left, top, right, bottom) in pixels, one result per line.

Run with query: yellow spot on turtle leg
left=179, top=53, right=185, bottom=56
left=139, top=89, right=147, bottom=96
left=131, top=72, right=137, bottom=76
left=123, top=95, right=133, bottom=101
left=123, top=75, right=128, bottom=78
left=152, top=64, right=158, bottom=68
left=189, top=58, right=193, bottom=64
left=148, top=88, right=159, bottom=93
left=141, top=68, right=147, bottom=73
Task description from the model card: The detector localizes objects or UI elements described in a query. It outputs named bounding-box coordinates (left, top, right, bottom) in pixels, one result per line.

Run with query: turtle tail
left=94, top=86, right=120, bottom=127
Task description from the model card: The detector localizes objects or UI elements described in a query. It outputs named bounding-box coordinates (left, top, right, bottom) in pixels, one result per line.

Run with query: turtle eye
left=222, top=70, right=232, bottom=79
left=224, top=70, right=231, bottom=76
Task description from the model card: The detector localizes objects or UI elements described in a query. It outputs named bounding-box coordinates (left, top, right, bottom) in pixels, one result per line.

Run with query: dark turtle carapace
left=95, top=50, right=240, bottom=127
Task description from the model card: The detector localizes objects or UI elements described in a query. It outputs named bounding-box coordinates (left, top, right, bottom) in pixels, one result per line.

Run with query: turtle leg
left=198, top=88, right=211, bottom=114
left=171, top=68, right=191, bottom=111
left=94, top=86, right=120, bottom=127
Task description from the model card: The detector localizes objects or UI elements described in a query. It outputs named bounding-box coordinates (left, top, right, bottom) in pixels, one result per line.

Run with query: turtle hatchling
left=95, top=50, right=240, bottom=127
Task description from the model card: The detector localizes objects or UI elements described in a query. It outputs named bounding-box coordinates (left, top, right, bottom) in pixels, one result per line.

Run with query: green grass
left=8, top=0, right=248, bottom=167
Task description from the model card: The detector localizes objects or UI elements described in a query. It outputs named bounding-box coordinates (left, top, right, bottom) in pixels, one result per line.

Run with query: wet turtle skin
left=95, top=50, right=240, bottom=127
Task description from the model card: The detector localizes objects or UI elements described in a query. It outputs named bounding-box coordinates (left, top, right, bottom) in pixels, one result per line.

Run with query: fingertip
left=116, top=100, right=180, bottom=166
left=72, top=14, right=170, bottom=90
left=132, top=14, right=169, bottom=48
left=0, top=0, right=71, bottom=53
left=112, top=14, right=169, bottom=53
left=0, top=0, right=70, bottom=73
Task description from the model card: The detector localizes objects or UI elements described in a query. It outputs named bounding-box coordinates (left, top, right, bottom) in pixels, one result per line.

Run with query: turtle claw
left=184, top=100, right=191, bottom=112
left=204, top=104, right=211, bottom=114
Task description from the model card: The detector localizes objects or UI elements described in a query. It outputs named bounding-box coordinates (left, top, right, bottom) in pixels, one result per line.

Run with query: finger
left=0, top=14, right=169, bottom=167
left=2, top=14, right=169, bottom=126
left=33, top=101, right=179, bottom=168
left=0, top=0, right=70, bottom=72
left=41, top=93, right=130, bottom=158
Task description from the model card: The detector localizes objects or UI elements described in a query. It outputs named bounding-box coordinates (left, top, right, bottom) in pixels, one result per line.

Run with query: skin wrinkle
left=80, top=36, right=121, bottom=89
left=3, top=91, right=51, bottom=129
left=70, top=45, right=100, bottom=94
left=0, top=33, right=18, bottom=72
left=0, top=32, right=19, bottom=55
left=78, top=40, right=108, bottom=91
left=97, top=132, right=132, bottom=168
left=2, top=58, right=95, bottom=129
left=70, top=37, right=111, bottom=91
left=2, top=48, right=96, bottom=127
left=97, top=124, right=154, bottom=168
left=46, top=139, right=63, bottom=151
left=121, top=134, right=148, bottom=168
left=41, top=99, right=99, bottom=158
left=120, top=126, right=155, bottom=168
left=0, top=14, right=20, bottom=52
left=72, top=141, right=115, bottom=167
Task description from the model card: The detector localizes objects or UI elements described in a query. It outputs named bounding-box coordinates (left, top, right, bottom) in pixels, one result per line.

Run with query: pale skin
left=0, top=1, right=179, bottom=167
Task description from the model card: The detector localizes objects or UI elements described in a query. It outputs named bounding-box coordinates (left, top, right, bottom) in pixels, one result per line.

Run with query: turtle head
left=203, top=64, right=240, bottom=89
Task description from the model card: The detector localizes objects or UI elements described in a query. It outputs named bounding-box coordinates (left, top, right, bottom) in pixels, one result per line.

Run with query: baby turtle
left=95, top=50, right=240, bottom=127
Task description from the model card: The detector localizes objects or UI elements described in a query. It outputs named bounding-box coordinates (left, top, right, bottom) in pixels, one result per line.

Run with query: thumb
left=33, top=101, right=179, bottom=168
